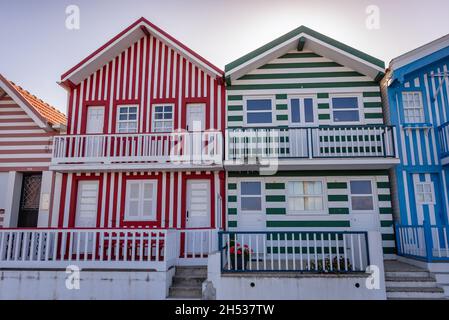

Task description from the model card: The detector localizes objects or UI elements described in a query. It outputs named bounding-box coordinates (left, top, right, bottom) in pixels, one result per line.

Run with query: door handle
left=186, top=210, right=189, bottom=220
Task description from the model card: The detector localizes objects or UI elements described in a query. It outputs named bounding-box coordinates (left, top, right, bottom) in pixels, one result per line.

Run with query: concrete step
left=434, top=273, right=449, bottom=284
left=386, top=277, right=439, bottom=288
left=386, top=286, right=446, bottom=299
left=172, top=276, right=206, bottom=286
left=175, top=266, right=207, bottom=277
left=169, top=285, right=203, bottom=299
left=385, top=271, right=430, bottom=278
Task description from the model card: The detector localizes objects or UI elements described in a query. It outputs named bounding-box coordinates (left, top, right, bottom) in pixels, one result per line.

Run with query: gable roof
left=389, top=33, right=449, bottom=82
left=0, top=73, right=67, bottom=129
left=225, top=25, right=385, bottom=83
left=61, top=17, right=224, bottom=87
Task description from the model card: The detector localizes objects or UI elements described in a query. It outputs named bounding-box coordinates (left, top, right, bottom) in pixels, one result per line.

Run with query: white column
left=37, top=171, right=53, bottom=227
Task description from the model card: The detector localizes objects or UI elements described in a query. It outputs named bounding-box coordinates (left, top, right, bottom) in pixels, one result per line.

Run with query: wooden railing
left=226, top=125, right=397, bottom=160
left=52, top=131, right=223, bottom=165
left=438, top=122, right=449, bottom=158
left=0, top=228, right=219, bottom=270
left=218, top=231, right=370, bottom=273
left=396, top=222, right=449, bottom=261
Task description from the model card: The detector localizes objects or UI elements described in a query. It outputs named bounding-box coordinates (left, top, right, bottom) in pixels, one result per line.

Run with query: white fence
left=0, top=228, right=218, bottom=270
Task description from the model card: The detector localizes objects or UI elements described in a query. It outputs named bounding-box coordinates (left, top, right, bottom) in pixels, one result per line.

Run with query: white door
left=75, top=181, right=99, bottom=228
left=237, top=181, right=266, bottom=231
left=186, top=180, right=211, bottom=256
left=86, top=107, right=105, bottom=158
left=186, top=104, right=205, bottom=131
left=348, top=180, right=380, bottom=231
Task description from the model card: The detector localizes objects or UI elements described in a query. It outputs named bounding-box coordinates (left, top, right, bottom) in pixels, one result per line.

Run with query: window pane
left=128, top=201, right=139, bottom=217
left=241, top=197, right=262, bottom=211
left=351, top=196, right=374, bottom=210
left=143, top=183, right=153, bottom=199
left=304, top=98, right=314, bottom=123
left=333, top=110, right=359, bottom=122
left=350, top=181, right=372, bottom=194
left=247, top=99, right=272, bottom=111
left=305, top=197, right=323, bottom=210
left=332, top=97, right=358, bottom=109
left=142, top=200, right=153, bottom=217
left=129, top=107, right=137, bottom=113
left=288, top=197, right=305, bottom=211
left=247, top=112, right=272, bottom=124
left=291, top=99, right=301, bottom=123
left=130, top=183, right=140, bottom=198
left=241, top=182, right=261, bottom=195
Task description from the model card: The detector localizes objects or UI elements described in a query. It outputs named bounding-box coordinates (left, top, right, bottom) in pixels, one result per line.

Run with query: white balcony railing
left=52, top=131, right=223, bottom=166
left=0, top=228, right=219, bottom=270
left=226, top=125, right=397, bottom=160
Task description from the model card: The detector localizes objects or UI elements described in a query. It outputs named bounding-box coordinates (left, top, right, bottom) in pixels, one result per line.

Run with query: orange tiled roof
left=8, top=80, right=67, bottom=126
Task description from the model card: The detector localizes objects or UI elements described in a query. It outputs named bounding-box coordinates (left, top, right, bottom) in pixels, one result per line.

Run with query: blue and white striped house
left=382, top=34, right=449, bottom=262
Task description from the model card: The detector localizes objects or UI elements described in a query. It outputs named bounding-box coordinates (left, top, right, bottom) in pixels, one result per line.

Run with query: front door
left=75, top=181, right=99, bottom=228
left=348, top=180, right=380, bottom=231
left=17, top=173, right=42, bottom=228
left=185, top=180, right=211, bottom=256
left=86, top=106, right=105, bottom=158
left=186, top=104, right=205, bottom=131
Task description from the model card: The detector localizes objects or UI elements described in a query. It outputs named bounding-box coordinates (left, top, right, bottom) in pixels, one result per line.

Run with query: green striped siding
left=226, top=172, right=394, bottom=256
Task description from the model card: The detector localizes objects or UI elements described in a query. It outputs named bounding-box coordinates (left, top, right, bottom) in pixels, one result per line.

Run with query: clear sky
left=1, top=0, right=449, bottom=113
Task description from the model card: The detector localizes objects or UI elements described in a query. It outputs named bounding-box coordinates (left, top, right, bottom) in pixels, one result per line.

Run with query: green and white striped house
left=223, top=26, right=400, bottom=257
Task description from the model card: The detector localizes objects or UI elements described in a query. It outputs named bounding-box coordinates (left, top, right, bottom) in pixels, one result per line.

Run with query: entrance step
left=384, top=260, right=447, bottom=300
left=168, top=266, right=207, bottom=299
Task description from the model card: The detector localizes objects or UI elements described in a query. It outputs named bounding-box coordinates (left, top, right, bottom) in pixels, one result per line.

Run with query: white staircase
left=168, top=266, right=207, bottom=300
left=385, top=260, right=446, bottom=300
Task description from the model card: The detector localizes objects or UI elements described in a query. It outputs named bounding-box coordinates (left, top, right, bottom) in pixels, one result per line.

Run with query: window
left=415, top=182, right=435, bottom=205
left=245, top=98, right=273, bottom=124
left=152, top=104, right=174, bottom=132
left=350, top=180, right=374, bottom=211
left=331, top=96, right=361, bottom=123
left=240, top=182, right=262, bottom=211
left=287, top=180, right=325, bottom=214
left=402, top=92, right=424, bottom=123
left=290, top=97, right=316, bottom=125
left=124, top=180, right=157, bottom=221
left=117, top=105, right=138, bottom=133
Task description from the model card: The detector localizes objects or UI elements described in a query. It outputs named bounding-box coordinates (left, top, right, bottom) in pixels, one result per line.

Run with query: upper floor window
left=402, top=92, right=424, bottom=123
left=117, top=105, right=138, bottom=133
left=152, top=104, right=174, bottom=132
left=287, top=180, right=325, bottom=214
left=289, top=97, right=316, bottom=126
left=124, top=180, right=157, bottom=221
left=349, top=180, right=374, bottom=212
left=244, top=97, right=273, bottom=125
left=331, top=95, right=361, bottom=123
left=415, top=182, right=435, bottom=205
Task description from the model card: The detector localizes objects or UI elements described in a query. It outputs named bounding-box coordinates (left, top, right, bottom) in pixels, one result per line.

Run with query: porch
left=225, top=125, right=399, bottom=170
left=0, top=228, right=219, bottom=271
left=50, top=131, right=223, bottom=172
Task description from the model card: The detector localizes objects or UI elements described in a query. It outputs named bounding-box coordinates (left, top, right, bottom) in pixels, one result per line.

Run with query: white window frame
left=239, top=180, right=264, bottom=213
left=151, top=103, right=174, bottom=133
left=402, top=91, right=425, bottom=124
left=243, top=96, right=275, bottom=127
left=288, top=95, right=318, bottom=127
left=124, top=180, right=158, bottom=221
left=415, top=181, right=435, bottom=205
left=117, top=104, right=139, bottom=133
left=286, top=178, right=327, bottom=215
left=349, top=179, right=376, bottom=213
left=330, top=93, right=364, bottom=125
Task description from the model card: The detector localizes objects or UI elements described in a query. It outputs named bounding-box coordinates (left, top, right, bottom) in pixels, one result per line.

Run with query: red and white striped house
left=0, top=74, right=66, bottom=229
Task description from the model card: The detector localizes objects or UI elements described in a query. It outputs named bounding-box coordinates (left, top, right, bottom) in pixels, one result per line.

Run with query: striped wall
left=226, top=171, right=395, bottom=255
left=227, top=50, right=383, bottom=127
left=0, top=95, right=54, bottom=171
left=385, top=55, right=449, bottom=226
left=67, top=33, right=225, bottom=135
left=57, top=171, right=225, bottom=229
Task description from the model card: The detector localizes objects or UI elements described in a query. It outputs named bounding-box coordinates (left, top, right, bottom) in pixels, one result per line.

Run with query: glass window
left=287, top=181, right=325, bottom=214
left=290, top=97, right=315, bottom=125
left=124, top=180, right=157, bottom=221
left=332, top=96, right=360, bottom=123
left=240, top=182, right=262, bottom=211
left=350, top=180, right=374, bottom=211
left=152, top=104, right=174, bottom=132
left=402, top=92, right=424, bottom=123
left=117, top=105, right=138, bottom=133
left=246, top=98, right=273, bottom=124
left=415, top=182, right=434, bottom=204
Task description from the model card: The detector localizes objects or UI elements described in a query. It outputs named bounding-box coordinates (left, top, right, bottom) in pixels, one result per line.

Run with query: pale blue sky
left=1, top=0, right=448, bottom=113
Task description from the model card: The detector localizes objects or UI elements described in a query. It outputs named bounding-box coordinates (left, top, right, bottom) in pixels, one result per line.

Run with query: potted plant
left=228, top=241, right=253, bottom=270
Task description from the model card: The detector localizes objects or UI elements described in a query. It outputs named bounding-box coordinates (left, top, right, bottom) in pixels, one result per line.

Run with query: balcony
left=225, top=125, right=399, bottom=171
left=51, top=131, right=223, bottom=172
